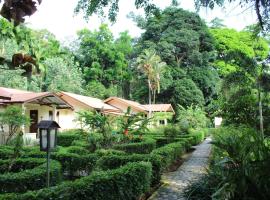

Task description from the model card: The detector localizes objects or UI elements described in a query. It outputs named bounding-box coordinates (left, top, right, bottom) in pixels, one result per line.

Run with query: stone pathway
left=149, top=138, right=212, bottom=200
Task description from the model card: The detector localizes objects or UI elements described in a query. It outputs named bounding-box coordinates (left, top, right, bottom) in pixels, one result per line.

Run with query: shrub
left=163, top=125, right=180, bottom=143
left=0, top=157, right=45, bottom=173
left=71, top=140, right=88, bottom=147
left=66, top=146, right=89, bottom=155
left=96, top=154, right=162, bottom=186
left=0, top=146, right=14, bottom=159
left=95, top=149, right=126, bottom=156
left=113, top=138, right=156, bottom=154
left=0, top=162, right=152, bottom=200
left=57, top=132, right=81, bottom=147
left=151, top=141, right=186, bottom=168
left=51, top=152, right=98, bottom=177
left=177, top=105, right=209, bottom=131
left=0, top=160, right=61, bottom=193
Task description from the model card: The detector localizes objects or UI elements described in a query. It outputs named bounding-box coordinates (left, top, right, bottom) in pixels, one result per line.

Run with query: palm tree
left=152, top=59, right=166, bottom=103
left=137, top=49, right=166, bottom=116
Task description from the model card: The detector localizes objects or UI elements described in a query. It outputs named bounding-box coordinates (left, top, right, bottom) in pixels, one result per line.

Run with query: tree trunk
left=258, top=89, right=264, bottom=137
left=153, top=90, right=156, bottom=104
left=148, top=79, right=152, bottom=118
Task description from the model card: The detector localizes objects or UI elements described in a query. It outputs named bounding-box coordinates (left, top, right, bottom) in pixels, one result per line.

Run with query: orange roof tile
left=104, top=97, right=147, bottom=113
left=0, top=87, right=72, bottom=109
left=59, top=92, right=121, bottom=112
left=142, top=104, right=175, bottom=113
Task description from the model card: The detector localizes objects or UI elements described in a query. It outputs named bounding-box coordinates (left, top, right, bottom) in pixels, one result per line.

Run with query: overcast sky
left=24, top=0, right=257, bottom=42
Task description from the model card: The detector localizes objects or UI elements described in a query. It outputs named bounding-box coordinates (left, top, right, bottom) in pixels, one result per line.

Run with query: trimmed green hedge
left=57, top=132, right=81, bottom=147
left=52, top=152, right=98, bottom=177
left=113, top=138, right=156, bottom=154
left=0, top=162, right=152, bottom=200
left=66, top=146, right=89, bottom=154
left=0, top=160, right=62, bottom=193
left=151, top=141, right=187, bottom=168
left=96, top=154, right=162, bottom=186
left=0, top=158, right=45, bottom=173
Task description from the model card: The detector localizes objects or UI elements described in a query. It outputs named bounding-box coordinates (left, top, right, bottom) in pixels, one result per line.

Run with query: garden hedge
left=0, top=160, right=62, bottom=193
left=0, top=162, right=152, bottom=200
left=96, top=154, right=162, bottom=186
left=57, top=132, right=81, bottom=147
left=0, top=146, right=14, bottom=159
left=112, top=138, right=156, bottom=154
left=151, top=141, right=187, bottom=168
left=51, top=152, right=98, bottom=177
left=0, top=157, right=46, bottom=173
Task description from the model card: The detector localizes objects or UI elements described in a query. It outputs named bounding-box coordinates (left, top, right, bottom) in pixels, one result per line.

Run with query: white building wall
left=57, top=98, right=95, bottom=131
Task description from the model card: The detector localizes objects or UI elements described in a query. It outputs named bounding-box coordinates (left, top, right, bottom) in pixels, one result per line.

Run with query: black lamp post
left=37, top=120, right=60, bottom=187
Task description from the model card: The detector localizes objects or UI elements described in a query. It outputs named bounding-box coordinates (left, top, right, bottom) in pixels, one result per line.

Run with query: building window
left=159, top=120, right=165, bottom=125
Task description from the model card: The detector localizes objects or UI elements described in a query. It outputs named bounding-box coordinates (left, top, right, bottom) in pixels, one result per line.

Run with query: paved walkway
left=149, top=138, right=212, bottom=200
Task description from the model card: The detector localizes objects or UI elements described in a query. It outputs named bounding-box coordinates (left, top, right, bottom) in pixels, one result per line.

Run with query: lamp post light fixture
left=37, top=120, right=60, bottom=187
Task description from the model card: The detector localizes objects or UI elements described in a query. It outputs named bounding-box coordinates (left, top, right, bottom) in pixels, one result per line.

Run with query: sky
left=24, top=0, right=257, bottom=42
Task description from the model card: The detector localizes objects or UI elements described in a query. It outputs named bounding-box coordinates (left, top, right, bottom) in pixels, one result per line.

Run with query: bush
left=151, top=141, right=186, bottom=168
left=0, top=162, right=152, bottom=200
left=0, top=146, right=14, bottom=159
left=66, top=146, right=89, bottom=155
left=0, top=157, right=45, bottom=173
left=163, top=125, right=180, bottom=143
left=177, top=105, right=209, bottom=131
left=95, top=149, right=126, bottom=156
left=0, top=160, right=62, bottom=193
left=57, top=132, right=81, bottom=147
left=113, top=138, right=156, bottom=154
left=96, top=154, right=162, bottom=186
left=52, top=152, right=98, bottom=177
left=71, top=140, right=88, bottom=147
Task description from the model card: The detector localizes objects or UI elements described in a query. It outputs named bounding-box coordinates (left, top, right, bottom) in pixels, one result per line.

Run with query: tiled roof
left=0, top=87, right=12, bottom=100
left=59, top=92, right=120, bottom=112
left=0, top=87, right=72, bottom=109
left=104, top=97, right=147, bottom=112
left=143, top=104, right=175, bottom=113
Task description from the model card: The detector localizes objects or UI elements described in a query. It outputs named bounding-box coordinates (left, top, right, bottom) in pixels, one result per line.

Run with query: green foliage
left=219, top=87, right=258, bottom=127
left=76, top=110, right=114, bottom=146
left=74, top=25, right=132, bottom=94
left=0, top=157, right=45, bottom=173
left=117, top=107, right=150, bottom=137
left=187, top=66, right=220, bottom=104
left=151, top=141, right=187, bottom=169
left=84, top=81, right=117, bottom=99
left=96, top=154, right=162, bottom=186
left=0, top=162, right=152, bottom=200
left=163, top=125, right=180, bottom=143
left=42, top=56, right=84, bottom=93
left=0, top=105, right=29, bottom=144
left=0, top=160, right=61, bottom=193
left=211, top=28, right=269, bottom=76
left=75, top=0, right=159, bottom=22
left=136, top=49, right=167, bottom=103
left=187, top=126, right=270, bottom=200
left=113, top=138, right=156, bottom=154
left=168, top=78, right=205, bottom=108
left=57, top=132, right=81, bottom=147
left=177, top=105, right=209, bottom=131
left=132, top=7, right=217, bottom=106
left=137, top=7, right=215, bottom=69
left=52, top=152, right=98, bottom=178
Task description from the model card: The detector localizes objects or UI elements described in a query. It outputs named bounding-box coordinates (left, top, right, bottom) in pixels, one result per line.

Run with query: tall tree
left=212, top=27, right=269, bottom=133
left=136, top=49, right=166, bottom=108
left=75, top=24, right=132, bottom=96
